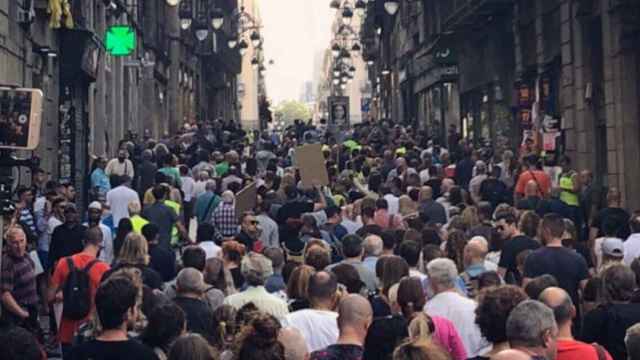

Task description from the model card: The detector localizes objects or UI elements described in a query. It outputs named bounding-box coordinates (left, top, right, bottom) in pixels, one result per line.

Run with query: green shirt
left=159, top=167, right=182, bottom=187
left=215, top=162, right=230, bottom=177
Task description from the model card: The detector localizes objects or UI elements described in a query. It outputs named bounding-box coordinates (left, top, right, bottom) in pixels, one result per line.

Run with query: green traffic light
left=105, top=25, right=136, bottom=56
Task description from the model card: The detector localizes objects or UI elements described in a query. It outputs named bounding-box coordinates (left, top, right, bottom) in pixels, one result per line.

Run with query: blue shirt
left=362, top=256, right=378, bottom=275
left=91, top=168, right=111, bottom=195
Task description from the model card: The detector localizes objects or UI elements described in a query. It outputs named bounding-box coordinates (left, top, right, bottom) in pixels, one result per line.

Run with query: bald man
left=279, top=327, right=309, bottom=360
left=539, top=287, right=613, bottom=360
left=462, top=236, right=496, bottom=285
left=516, top=180, right=542, bottom=213
left=309, top=294, right=372, bottom=360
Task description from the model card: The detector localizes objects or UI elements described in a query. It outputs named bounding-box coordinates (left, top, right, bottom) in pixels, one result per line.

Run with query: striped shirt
left=1, top=253, right=38, bottom=306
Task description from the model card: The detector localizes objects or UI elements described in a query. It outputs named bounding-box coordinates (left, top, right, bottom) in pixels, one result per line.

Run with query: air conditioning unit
left=17, top=8, right=34, bottom=25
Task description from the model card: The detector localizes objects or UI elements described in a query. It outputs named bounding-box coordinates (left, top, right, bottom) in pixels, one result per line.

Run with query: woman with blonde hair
left=393, top=339, right=451, bottom=360
left=112, top=232, right=164, bottom=290
left=399, top=195, right=419, bottom=219
left=286, top=264, right=315, bottom=311
left=461, top=206, right=480, bottom=231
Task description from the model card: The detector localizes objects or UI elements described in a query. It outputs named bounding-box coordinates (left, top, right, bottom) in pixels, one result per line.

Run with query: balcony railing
left=443, top=0, right=513, bottom=32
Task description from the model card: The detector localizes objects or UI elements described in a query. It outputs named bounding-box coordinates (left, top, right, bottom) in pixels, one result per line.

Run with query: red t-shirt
left=51, top=252, right=110, bottom=344
left=557, top=339, right=613, bottom=360
left=514, top=169, right=551, bottom=197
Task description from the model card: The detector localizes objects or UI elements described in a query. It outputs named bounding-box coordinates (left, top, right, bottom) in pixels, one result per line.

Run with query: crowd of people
left=2, top=118, right=640, bottom=360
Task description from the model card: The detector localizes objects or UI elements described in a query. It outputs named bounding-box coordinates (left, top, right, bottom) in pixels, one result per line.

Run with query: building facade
left=362, top=0, right=640, bottom=210
left=0, top=0, right=245, bottom=208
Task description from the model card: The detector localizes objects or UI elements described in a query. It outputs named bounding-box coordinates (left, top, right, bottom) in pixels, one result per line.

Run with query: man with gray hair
left=195, top=179, right=220, bottom=224
left=494, top=300, right=558, bottom=360
left=223, top=252, right=289, bottom=319
left=626, top=323, right=640, bottom=360
left=424, top=258, right=488, bottom=357
left=362, top=235, right=383, bottom=274
left=539, top=287, right=613, bottom=360
left=173, top=268, right=217, bottom=342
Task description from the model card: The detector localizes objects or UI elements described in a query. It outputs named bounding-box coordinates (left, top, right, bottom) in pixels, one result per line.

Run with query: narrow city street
left=0, top=1, right=640, bottom=360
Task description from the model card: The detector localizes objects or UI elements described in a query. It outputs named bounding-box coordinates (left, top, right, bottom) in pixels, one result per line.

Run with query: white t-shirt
left=106, top=185, right=139, bottom=226
left=199, top=241, right=222, bottom=260
left=181, top=176, right=196, bottom=202
left=281, top=309, right=339, bottom=353
left=383, top=194, right=400, bottom=215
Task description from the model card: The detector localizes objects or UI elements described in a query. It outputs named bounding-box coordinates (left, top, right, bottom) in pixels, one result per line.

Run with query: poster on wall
left=328, top=96, right=350, bottom=129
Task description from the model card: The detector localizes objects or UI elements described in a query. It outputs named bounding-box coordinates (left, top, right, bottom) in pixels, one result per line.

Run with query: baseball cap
left=88, top=201, right=102, bottom=210
left=602, top=237, right=624, bottom=258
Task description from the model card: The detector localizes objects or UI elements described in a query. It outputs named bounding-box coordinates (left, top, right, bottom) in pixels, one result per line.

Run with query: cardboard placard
left=295, top=143, right=329, bottom=188
left=235, top=182, right=257, bottom=220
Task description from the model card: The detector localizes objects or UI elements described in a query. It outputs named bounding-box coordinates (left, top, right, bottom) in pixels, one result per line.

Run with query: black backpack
left=62, top=257, right=99, bottom=320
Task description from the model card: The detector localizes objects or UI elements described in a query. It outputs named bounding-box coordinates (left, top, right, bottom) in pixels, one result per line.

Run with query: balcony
left=443, top=0, right=513, bottom=32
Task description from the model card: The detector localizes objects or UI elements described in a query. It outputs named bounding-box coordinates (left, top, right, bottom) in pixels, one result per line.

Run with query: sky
left=258, top=0, right=333, bottom=105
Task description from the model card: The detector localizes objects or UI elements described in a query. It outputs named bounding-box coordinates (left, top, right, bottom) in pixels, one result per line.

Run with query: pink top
left=373, top=209, right=404, bottom=230
left=432, top=315, right=468, bottom=360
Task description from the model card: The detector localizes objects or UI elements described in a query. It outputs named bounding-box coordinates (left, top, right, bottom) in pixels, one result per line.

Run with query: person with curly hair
left=234, top=313, right=285, bottom=360
left=222, top=240, right=246, bottom=289
left=472, top=285, right=527, bottom=359
left=140, top=302, right=186, bottom=360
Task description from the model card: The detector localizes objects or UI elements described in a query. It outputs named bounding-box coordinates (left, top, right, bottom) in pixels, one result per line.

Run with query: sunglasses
left=249, top=220, right=259, bottom=225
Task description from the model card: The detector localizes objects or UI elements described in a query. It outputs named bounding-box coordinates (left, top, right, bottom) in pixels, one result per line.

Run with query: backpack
left=62, top=257, right=99, bottom=320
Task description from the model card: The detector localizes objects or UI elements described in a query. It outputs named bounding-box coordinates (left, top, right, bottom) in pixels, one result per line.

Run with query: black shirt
left=229, top=267, right=245, bottom=289
left=69, top=339, right=158, bottom=360
left=235, top=230, right=255, bottom=252
left=419, top=200, right=447, bottom=225
left=592, top=207, right=630, bottom=240
left=310, top=344, right=364, bottom=360
left=49, top=224, right=88, bottom=267
left=523, top=247, right=589, bottom=306
left=149, top=244, right=176, bottom=282
left=516, top=196, right=542, bottom=212
left=581, top=303, right=640, bottom=360
left=498, top=235, right=540, bottom=284
left=363, top=315, right=408, bottom=360
left=480, top=178, right=510, bottom=210
left=173, top=296, right=218, bottom=342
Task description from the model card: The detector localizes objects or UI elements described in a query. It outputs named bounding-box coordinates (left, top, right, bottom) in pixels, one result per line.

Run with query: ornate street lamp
left=228, top=38, right=238, bottom=48
left=341, top=6, right=353, bottom=25
left=384, top=0, right=399, bottom=16
left=238, top=38, right=249, bottom=56
left=354, top=0, right=366, bottom=15
left=194, top=7, right=210, bottom=41
left=166, top=0, right=180, bottom=6
left=179, top=0, right=193, bottom=30
left=250, top=31, right=261, bottom=48
left=331, top=43, right=341, bottom=58
left=211, top=8, right=225, bottom=30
